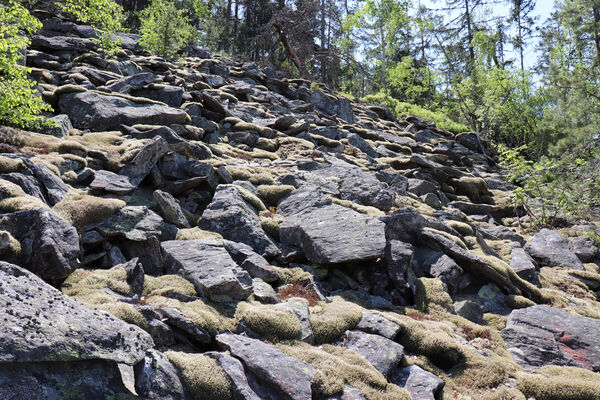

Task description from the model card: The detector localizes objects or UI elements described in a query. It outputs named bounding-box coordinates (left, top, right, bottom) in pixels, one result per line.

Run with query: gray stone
left=252, top=278, right=279, bottom=304
left=199, top=185, right=280, bottom=257
left=59, top=90, right=189, bottom=131
left=280, top=204, right=386, bottom=264
left=478, top=224, right=525, bottom=246
left=42, top=114, right=72, bottom=137
left=134, top=349, right=191, bottom=400
left=390, top=365, right=444, bottom=400
left=31, top=34, right=97, bottom=52
left=161, top=239, right=253, bottom=302
left=0, top=360, right=132, bottom=400
left=501, top=305, right=600, bottom=371
left=509, top=247, right=539, bottom=284
left=408, top=178, right=439, bottom=196
left=132, top=84, right=184, bottom=107
left=525, top=229, right=584, bottom=270
left=223, top=240, right=279, bottom=282
left=0, top=261, right=153, bottom=364
left=216, top=333, right=315, bottom=400
left=356, top=310, right=402, bottom=339
left=453, top=300, right=483, bottom=323
left=277, top=299, right=313, bottom=343
left=91, top=206, right=166, bottom=242
left=22, top=158, right=69, bottom=205
left=90, top=170, right=137, bottom=194
left=205, top=352, right=262, bottom=400
left=102, top=72, right=156, bottom=93
left=120, top=136, right=170, bottom=187
left=309, top=89, right=355, bottom=123
left=153, top=190, right=190, bottom=228
left=568, top=236, right=598, bottom=263
left=342, top=330, right=404, bottom=376
left=0, top=208, right=80, bottom=284
left=385, top=240, right=413, bottom=288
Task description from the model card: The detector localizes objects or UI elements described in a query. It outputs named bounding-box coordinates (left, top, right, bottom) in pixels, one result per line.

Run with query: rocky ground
left=2, top=15, right=600, bottom=400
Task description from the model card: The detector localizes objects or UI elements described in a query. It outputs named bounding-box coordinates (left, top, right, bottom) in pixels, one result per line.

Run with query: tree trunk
left=464, top=0, right=475, bottom=72
left=379, top=22, right=387, bottom=95
left=593, top=6, right=600, bottom=72
left=274, top=23, right=306, bottom=76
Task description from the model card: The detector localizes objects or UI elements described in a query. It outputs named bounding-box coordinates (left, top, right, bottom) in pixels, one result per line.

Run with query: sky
left=422, top=0, right=557, bottom=71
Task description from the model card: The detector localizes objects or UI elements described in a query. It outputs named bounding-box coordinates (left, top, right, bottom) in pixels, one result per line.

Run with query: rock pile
left=1, top=15, right=600, bottom=399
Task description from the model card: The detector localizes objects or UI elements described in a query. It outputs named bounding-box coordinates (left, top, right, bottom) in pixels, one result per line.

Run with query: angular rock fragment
left=199, top=185, right=280, bottom=257
left=356, top=310, right=402, bottom=339
left=342, top=330, right=405, bottom=376
left=205, top=352, right=262, bottom=400
left=390, top=365, right=444, bottom=400
left=525, top=229, right=584, bottom=270
left=134, top=349, right=192, bottom=400
left=501, top=305, right=600, bottom=371
left=153, top=189, right=191, bottom=228
left=0, top=261, right=153, bottom=364
left=216, top=333, right=315, bottom=400
left=161, top=239, right=253, bottom=301
left=59, top=90, right=189, bottom=131
left=280, top=203, right=386, bottom=264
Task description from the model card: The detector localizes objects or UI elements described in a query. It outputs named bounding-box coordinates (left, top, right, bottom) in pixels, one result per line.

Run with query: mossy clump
left=415, top=277, right=453, bottom=313
left=143, top=275, right=198, bottom=297
left=230, top=184, right=266, bottom=211
left=166, top=351, right=234, bottom=400
left=235, top=302, right=302, bottom=341
left=96, top=302, right=148, bottom=330
left=516, top=366, right=600, bottom=400
left=277, top=342, right=410, bottom=400
left=63, top=266, right=131, bottom=299
left=272, top=265, right=312, bottom=284
left=175, top=227, right=223, bottom=241
left=259, top=212, right=283, bottom=240
left=0, top=155, right=25, bottom=173
left=256, top=184, right=295, bottom=206
left=422, top=227, right=468, bottom=249
left=145, top=295, right=236, bottom=336
left=0, top=230, right=21, bottom=256
left=505, top=294, right=536, bottom=309
left=444, top=220, right=473, bottom=237
left=52, top=194, right=125, bottom=230
left=331, top=197, right=385, bottom=217
left=0, top=179, right=47, bottom=212
left=309, top=296, right=363, bottom=344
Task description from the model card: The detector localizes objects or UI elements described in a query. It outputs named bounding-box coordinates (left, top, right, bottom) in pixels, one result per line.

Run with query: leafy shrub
left=139, top=0, right=194, bottom=58
left=361, top=92, right=469, bottom=134
left=497, top=142, right=600, bottom=227
left=58, top=0, right=125, bottom=55
left=0, top=1, right=53, bottom=129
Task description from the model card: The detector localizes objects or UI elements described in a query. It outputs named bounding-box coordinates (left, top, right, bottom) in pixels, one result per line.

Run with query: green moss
left=0, top=156, right=25, bottom=173
left=63, top=266, right=131, bottom=299
left=145, top=296, right=236, bottom=336
left=277, top=342, right=410, bottom=400
left=516, top=366, right=600, bottom=400
left=422, top=227, right=468, bottom=249
left=235, top=302, right=302, bottom=341
left=309, top=297, right=363, bottom=344
left=166, top=351, right=234, bottom=400
left=53, top=194, right=125, bottom=230
left=143, top=275, right=197, bottom=297
left=97, top=302, right=148, bottom=330
left=331, top=197, right=385, bottom=217
left=505, top=294, right=536, bottom=309
left=445, top=220, right=474, bottom=237
left=272, top=266, right=312, bottom=284
left=175, top=227, right=223, bottom=240
left=415, top=277, right=453, bottom=313
left=0, top=178, right=47, bottom=212
left=0, top=230, right=21, bottom=256
left=256, top=184, right=295, bottom=206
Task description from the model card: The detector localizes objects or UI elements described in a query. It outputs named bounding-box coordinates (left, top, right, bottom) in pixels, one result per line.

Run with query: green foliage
left=0, top=1, right=52, bottom=129
left=58, top=0, right=125, bottom=55
left=497, top=143, right=600, bottom=227
left=362, top=92, right=469, bottom=134
left=139, top=0, right=194, bottom=58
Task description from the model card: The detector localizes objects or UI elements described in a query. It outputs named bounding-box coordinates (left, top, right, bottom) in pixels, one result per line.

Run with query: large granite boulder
left=0, top=209, right=80, bottom=284
left=309, top=89, right=355, bottom=123
left=0, top=261, right=153, bottom=364
left=501, top=305, right=600, bottom=371
left=525, top=229, right=584, bottom=270
left=199, top=185, right=280, bottom=257
left=161, top=239, right=253, bottom=301
left=58, top=90, right=189, bottom=131
left=216, top=333, right=315, bottom=400
left=280, top=203, right=386, bottom=264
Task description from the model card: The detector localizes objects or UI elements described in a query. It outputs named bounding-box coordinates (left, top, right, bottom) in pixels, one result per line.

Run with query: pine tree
left=139, top=0, right=194, bottom=58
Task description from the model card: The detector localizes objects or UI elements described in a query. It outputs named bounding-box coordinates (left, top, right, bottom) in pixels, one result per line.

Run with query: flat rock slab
left=356, top=310, right=402, bottom=339
left=91, top=206, right=166, bottom=241
left=216, top=333, right=315, bottom=400
left=501, top=305, right=600, bottom=371
left=525, top=229, right=584, bottom=270
left=59, top=90, right=189, bottom=131
left=161, top=239, right=253, bottom=301
left=0, top=261, right=153, bottom=365
left=280, top=204, right=386, bottom=264
left=342, top=330, right=404, bottom=376
left=89, top=170, right=136, bottom=194
left=390, top=365, right=445, bottom=400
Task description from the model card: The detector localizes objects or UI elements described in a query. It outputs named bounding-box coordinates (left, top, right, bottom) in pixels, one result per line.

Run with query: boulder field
left=1, top=16, right=600, bottom=399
